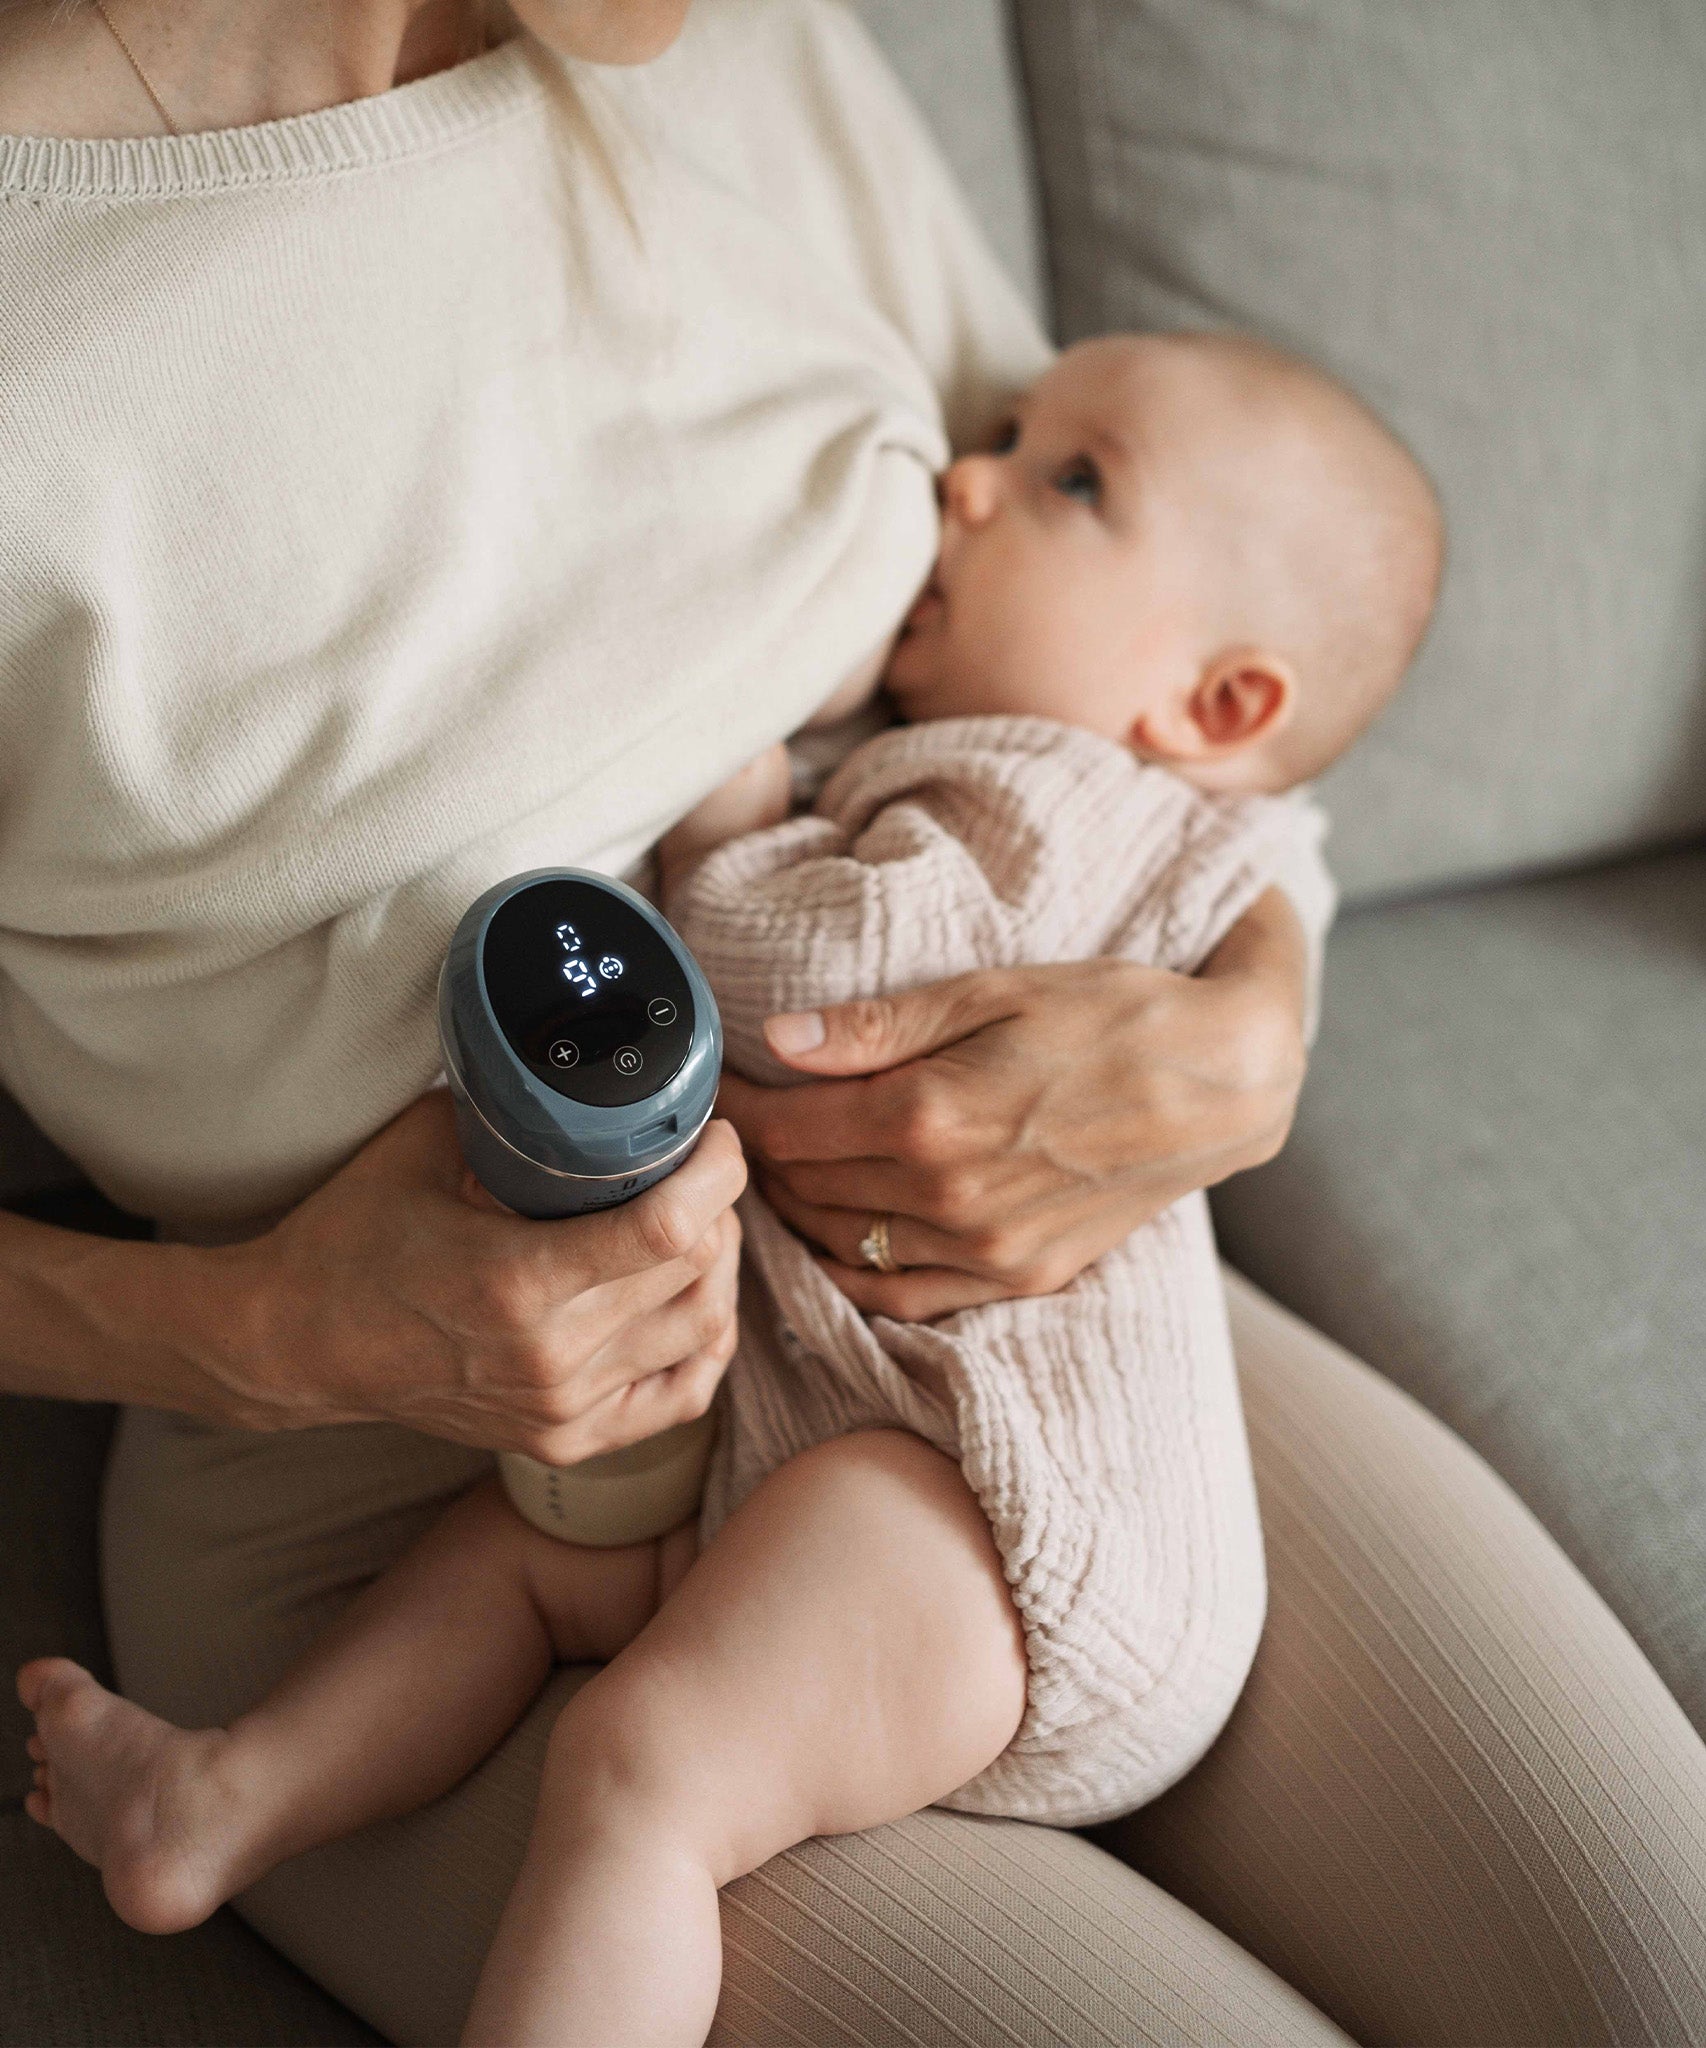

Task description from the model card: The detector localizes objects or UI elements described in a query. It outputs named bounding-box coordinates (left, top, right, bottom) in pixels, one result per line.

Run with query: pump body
left=438, top=869, right=724, bottom=1542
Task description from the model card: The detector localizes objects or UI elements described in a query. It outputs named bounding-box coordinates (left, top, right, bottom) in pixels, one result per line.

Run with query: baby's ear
left=1134, top=647, right=1297, bottom=769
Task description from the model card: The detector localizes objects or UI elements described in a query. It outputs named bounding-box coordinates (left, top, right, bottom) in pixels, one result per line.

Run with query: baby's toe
left=26, top=1735, right=45, bottom=1764
left=17, top=1656, right=87, bottom=1716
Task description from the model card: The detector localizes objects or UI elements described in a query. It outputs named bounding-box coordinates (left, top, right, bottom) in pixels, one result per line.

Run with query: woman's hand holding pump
left=722, top=890, right=1308, bottom=1322
left=199, top=1093, right=745, bottom=1461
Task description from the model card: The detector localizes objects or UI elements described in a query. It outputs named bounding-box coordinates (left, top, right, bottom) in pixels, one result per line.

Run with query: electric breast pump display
left=438, top=869, right=723, bottom=1545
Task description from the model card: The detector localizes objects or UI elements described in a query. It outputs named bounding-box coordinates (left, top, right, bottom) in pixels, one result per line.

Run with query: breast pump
left=438, top=869, right=723, bottom=1545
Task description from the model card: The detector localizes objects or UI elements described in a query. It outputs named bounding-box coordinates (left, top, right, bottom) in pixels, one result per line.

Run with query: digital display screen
left=481, top=879, right=695, bottom=1109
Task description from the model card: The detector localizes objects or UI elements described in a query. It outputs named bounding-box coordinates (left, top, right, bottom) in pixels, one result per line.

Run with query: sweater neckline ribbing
left=0, top=38, right=539, bottom=201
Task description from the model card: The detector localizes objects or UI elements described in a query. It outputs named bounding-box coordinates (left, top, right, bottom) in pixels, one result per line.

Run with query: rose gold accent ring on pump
left=859, top=1213, right=901, bottom=1274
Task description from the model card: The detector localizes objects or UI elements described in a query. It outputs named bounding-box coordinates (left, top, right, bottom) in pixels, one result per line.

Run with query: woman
left=3, top=2, right=1704, bottom=2042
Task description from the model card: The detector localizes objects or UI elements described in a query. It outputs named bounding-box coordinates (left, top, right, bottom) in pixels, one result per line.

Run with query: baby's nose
left=939, top=454, right=1001, bottom=527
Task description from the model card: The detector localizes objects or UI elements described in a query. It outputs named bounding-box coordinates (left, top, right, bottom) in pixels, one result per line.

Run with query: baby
left=18, top=333, right=1440, bottom=2047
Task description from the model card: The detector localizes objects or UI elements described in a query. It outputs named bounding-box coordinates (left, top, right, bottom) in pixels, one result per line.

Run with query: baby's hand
left=658, top=744, right=794, bottom=897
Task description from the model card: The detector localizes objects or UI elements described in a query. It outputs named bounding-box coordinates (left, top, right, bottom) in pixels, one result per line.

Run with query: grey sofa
left=5, top=2, right=1704, bottom=2041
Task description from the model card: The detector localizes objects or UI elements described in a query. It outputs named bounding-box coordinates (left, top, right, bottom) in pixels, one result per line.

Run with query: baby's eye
left=990, top=417, right=1020, bottom=455
left=1053, top=455, right=1102, bottom=507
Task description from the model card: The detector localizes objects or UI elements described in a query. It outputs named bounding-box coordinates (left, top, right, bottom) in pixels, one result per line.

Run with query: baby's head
left=885, top=333, right=1442, bottom=793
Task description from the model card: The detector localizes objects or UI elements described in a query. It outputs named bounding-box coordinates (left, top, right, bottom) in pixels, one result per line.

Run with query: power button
left=613, top=1046, right=643, bottom=1077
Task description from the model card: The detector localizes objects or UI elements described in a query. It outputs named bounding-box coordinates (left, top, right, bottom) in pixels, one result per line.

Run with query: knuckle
left=479, top=1254, right=557, bottom=1335
left=750, top=1108, right=800, bottom=1164
left=1242, top=1123, right=1288, bottom=1172
left=1015, top=1250, right=1076, bottom=1297
left=1237, top=1003, right=1306, bottom=1095
left=699, top=1119, right=749, bottom=1196
left=927, top=1164, right=984, bottom=1226
left=683, top=1225, right=721, bottom=1275
left=677, top=1368, right=720, bottom=1423
left=636, top=1188, right=698, bottom=1266
left=499, top=1334, right=561, bottom=1393
left=524, top=1373, right=581, bottom=1429
left=893, top=1279, right=950, bottom=1321
left=470, top=1261, right=524, bottom=1327
left=525, top=1423, right=581, bottom=1464
left=1265, top=1096, right=1300, bottom=1155
left=895, top=1078, right=957, bottom=1163
left=840, top=997, right=897, bottom=1058
left=691, top=1288, right=730, bottom=1350
left=968, top=1221, right=1026, bottom=1272
left=877, top=1280, right=920, bottom=1319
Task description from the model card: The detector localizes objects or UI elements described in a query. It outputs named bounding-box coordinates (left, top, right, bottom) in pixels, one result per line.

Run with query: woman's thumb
left=760, top=974, right=1015, bottom=1077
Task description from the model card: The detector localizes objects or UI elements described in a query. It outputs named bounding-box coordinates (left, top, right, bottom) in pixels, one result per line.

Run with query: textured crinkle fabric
left=674, top=716, right=1327, bottom=1825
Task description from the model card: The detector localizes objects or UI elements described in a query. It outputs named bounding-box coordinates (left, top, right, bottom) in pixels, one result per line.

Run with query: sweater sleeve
left=793, top=1, right=1057, bottom=451
left=648, top=0, right=1055, bottom=457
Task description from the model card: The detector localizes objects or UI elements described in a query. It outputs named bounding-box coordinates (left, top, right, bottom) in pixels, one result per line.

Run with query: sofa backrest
left=1013, top=0, right=1706, bottom=902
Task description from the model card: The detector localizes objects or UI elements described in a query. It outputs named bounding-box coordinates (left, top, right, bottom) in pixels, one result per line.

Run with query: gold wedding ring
left=859, top=1213, right=900, bottom=1274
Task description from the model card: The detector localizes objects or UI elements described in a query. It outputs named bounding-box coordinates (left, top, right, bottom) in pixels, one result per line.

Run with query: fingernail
left=766, top=1010, right=826, bottom=1055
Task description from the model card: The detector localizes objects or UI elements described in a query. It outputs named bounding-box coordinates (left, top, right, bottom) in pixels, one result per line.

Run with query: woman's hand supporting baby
left=722, top=889, right=1307, bottom=1321
left=0, top=1094, right=746, bottom=1461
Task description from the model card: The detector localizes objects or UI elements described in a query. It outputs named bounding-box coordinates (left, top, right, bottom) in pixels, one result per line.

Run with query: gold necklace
left=91, top=0, right=181, bottom=137
left=87, top=3, right=492, bottom=141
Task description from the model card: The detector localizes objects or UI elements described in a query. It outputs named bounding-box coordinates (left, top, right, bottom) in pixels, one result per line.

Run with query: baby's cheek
left=883, top=621, right=950, bottom=714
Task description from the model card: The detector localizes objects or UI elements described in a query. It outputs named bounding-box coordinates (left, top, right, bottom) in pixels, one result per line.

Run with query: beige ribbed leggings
left=101, top=1272, right=1706, bottom=2047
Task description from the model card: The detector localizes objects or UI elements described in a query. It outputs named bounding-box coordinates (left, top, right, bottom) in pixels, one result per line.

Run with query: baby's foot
left=17, top=1658, right=253, bottom=1934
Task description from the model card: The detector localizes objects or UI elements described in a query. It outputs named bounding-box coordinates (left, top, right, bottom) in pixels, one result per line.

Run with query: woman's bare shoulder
left=0, top=7, right=163, bottom=139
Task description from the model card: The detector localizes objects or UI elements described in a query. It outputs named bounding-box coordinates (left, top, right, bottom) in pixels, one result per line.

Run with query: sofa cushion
left=0, top=1396, right=378, bottom=2047
left=1211, top=845, right=1706, bottom=1727
left=0, top=1395, right=115, bottom=1807
left=0, top=1811, right=378, bottom=2048
left=1015, top=0, right=1706, bottom=902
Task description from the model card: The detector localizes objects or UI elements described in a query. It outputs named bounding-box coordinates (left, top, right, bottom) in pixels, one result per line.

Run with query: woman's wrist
left=0, top=1206, right=249, bottom=1418
left=1195, top=888, right=1310, bottom=1114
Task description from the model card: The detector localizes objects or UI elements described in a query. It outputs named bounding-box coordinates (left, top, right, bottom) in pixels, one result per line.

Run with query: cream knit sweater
left=0, top=1, right=1051, bottom=1234
left=676, top=718, right=1329, bottom=1825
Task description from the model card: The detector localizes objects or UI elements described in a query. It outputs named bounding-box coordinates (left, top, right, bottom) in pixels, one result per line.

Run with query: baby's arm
left=656, top=742, right=794, bottom=900
left=668, top=725, right=1046, bottom=1086
left=656, top=643, right=894, bottom=901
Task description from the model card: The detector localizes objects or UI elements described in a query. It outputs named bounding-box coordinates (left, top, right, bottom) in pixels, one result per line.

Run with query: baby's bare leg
left=463, top=1429, right=1027, bottom=2048
left=18, top=1476, right=683, bottom=1935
